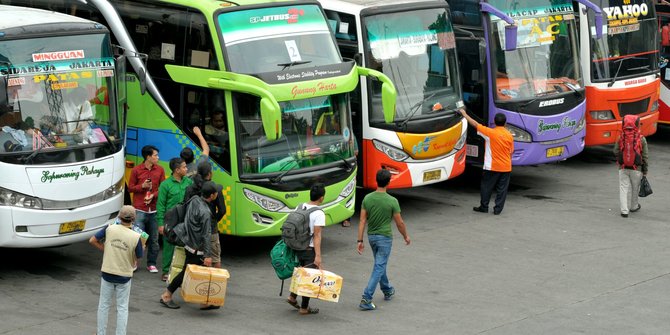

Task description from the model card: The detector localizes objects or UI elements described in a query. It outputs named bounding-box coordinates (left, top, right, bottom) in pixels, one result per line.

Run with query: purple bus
left=447, top=0, right=602, bottom=166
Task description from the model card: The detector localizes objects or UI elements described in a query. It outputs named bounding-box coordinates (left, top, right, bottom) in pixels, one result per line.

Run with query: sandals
left=299, top=307, right=319, bottom=315
left=200, top=305, right=221, bottom=310
left=286, top=298, right=300, bottom=309
left=159, top=298, right=180, bottom=309
left=341, top=220, right=351, bottom=227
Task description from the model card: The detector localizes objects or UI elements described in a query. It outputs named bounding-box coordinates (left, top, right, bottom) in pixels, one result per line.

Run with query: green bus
left=15, top=0, right=397, bottom=236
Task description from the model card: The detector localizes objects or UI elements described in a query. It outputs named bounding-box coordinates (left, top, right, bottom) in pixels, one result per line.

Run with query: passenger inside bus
left=205, top=108, right=229, bottom=155
left=62, top=87, right=93, bottom=134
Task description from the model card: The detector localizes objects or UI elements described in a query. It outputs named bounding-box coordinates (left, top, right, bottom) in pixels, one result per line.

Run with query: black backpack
left=281, top=204, right=320, bottom=251
left=163, top=195, right=197, bottom=246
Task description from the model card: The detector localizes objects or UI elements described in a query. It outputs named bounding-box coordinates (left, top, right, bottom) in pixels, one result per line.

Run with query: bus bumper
left=585, top=112, right=659, bottom=146
left=0, top=193, right=123, bottom=248
left=511, top=130, right=585, bottom=166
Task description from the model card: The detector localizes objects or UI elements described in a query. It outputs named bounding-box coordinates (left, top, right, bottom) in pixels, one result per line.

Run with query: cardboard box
left=289, top=267, right=343, bottom=303
left=167, top=246, right=185, bottom=283
left=180, top=264, right=230, bottom=306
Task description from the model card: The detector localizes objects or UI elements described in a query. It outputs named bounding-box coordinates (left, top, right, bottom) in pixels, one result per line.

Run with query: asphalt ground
left=2, top=126, right=670, bottom=335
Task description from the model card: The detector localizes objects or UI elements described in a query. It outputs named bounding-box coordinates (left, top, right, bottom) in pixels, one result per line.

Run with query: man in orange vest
left=458, top=109, right=514, bottom=215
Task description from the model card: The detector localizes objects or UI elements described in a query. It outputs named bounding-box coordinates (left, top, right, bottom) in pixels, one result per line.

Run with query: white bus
left=0, top=6, right=129, bottom=247
left=319, top=0, right=467, bottom=189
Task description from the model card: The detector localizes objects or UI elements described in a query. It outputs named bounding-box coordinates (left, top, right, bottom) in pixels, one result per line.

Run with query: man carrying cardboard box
left=89, top=205, right=144, bottom=335
left=159, top=181, right=218, bottom=310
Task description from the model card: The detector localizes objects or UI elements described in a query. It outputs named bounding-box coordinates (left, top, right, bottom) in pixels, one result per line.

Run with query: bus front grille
left=619, top=98, right=650, bottom=116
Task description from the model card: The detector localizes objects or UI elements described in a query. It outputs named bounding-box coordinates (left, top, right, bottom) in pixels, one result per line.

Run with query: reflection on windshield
left=237, top=94, right=355, bottom=174
left=491, top=2, right=581, bottom=101
left=365, top=8, right=461, bottom=123
left=219, top=5, right=340, bottom=74
left=0, top=76, right=116, bottom=155
left=589, top=1, right=658, bottom=81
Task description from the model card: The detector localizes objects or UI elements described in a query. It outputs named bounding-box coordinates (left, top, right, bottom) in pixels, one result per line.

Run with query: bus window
left=456, top=38, right=486, bottom=120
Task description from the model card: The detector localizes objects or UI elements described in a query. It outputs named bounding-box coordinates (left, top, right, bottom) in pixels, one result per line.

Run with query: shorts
left=210, top=234, right=221, bottom=264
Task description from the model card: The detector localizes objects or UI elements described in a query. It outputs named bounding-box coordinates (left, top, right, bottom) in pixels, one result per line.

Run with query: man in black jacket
left=159, top=181, right=218, bottom=309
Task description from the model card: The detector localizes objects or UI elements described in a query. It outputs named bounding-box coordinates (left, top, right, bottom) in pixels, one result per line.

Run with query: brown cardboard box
left=180, top=264, right=230, bottom=306
left=289, top=267, right=343, bottom=303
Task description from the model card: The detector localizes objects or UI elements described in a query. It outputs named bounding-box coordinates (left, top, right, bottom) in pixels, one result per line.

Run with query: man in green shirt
left=156, top=157, right=193, bottom=281
left=357, top=169, right=411, bottom=311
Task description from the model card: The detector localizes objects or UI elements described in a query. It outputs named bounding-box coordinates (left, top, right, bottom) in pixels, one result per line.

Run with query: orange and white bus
left=657, top=3, right=670, bottom=124
left=577, top=0, right=660, bottom=145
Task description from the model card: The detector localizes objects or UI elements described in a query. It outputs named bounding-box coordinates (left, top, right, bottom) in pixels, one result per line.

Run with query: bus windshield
left=490, top=0, right=582, bottom=105
left=0, top=34, right=119, bottom=162
left=218, top=4, right=341, bottom=74
left=589, top=0, right=658, bottom=81
left=364, top=8, right=461, bottom=123
left=238, top=93, right=355, bottom=175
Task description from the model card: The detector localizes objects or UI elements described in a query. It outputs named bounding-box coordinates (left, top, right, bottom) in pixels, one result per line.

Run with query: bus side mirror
left=260, top=97, right=281, bottom=141
left=0, top=76, right=8, bottom=110
left=353, top=53, right=363, bottom=66
left=381, top=82, right=396, bottom=124
left=504, top=25, right=517, bottom=51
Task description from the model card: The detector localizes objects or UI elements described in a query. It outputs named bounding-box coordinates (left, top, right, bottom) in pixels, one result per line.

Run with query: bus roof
left=0, top=5, right=107, bottom=37
left=154, top=0, right=323, bottom=13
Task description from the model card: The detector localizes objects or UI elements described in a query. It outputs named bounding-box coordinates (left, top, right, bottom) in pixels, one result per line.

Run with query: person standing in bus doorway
left=183, top=162, right=225, bottom=273
left=458, top=109, right=514, bottom=215
left=286, top=183, right=326, bottom=315
left=156, top=157, right=193, bottom=281
left=89, top=205, right=143, bottom=335
left=180, top=126, right=210, bottom=178
left=159, top=181, right=218, bottom=310
left=128, top=145, right=165, bottom=273
left=357, top=169, right=411, bottom=311
left=613, top=115, right=649, bottom=218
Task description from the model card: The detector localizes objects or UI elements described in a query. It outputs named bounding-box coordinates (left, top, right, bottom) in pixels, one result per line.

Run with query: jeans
left=480, top=170, right=511, bottom=213
left=97, top=278, right=131, bottom=335
left=362, top=235, right=393, bottom=301
left=619, top=169, right=642, bottom=214
left=135, top=211, right=158, bottom=266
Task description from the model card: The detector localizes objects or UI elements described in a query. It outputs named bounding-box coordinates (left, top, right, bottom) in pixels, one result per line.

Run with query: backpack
left=281, top=204, right=321, bottom=251
left=163, top=195, right=197, bottom=247
left=269, top=239, right=300, bottom=296
left=617, top=115, right=643, bottom=170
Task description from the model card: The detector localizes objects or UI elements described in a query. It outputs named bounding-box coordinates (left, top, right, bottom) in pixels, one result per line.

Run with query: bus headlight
left=373, top=140, right=409, bottom=161
left=505, top=124, right=532, bottom=142
left=651, top=100, right=659, bottom=112
left=0, top=187, right=43, bottom=209
left=590, top=110, right=614, bottom=120
left=243, top=188, right=286, bottom=212
left=103, top=179, right=125, bottom=200
left=340, top=178, right=356, bottom=198
left=454, top=132, right=467, bottom=150
left=574, top=114, right=586, bottom=134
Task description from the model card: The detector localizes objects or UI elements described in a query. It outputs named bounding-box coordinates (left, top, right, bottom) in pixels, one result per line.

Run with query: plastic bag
left=639, top=176, right=653, bottom=197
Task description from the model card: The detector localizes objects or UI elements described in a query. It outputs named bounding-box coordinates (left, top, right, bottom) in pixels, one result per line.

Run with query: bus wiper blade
left=324, top=151, right=354, bottom=172
left=627, top=65, right=650, bottom=72
left=278, top=60, right=312, bottom=71
left=398, top=92, right=439, bottom=130
left=21, top=145, right=44, bottom=163
left=608, top=56, right=645, bottom=87
left=562, top=81, right=583, bottom=98
left=269, top=156, right=302, bottom=184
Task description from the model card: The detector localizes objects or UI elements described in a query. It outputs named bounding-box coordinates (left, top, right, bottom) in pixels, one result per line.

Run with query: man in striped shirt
left=458, top=109, right=514, bottom=215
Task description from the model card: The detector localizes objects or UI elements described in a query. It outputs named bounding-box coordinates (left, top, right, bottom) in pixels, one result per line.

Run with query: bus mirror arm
left=356, top=67, right=397, bottom=124
left=480, top=2, right=517, bottom=51
left=576, top=0, right=604, bottom=39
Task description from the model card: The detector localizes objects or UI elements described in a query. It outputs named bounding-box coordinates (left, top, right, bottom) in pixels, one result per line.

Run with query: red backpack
left=617, top=115, right=642, bottom=170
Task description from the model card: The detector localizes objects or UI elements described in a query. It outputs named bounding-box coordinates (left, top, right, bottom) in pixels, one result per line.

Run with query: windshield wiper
left=562, top=81, right=583, bottom=98
left=277, top=60, right=312, bottom=71
left=269, top=155, right=302, bottom=184
left=398, top=92, right=439, bottom=130
left=608, top=56, right=645, bottom=87
left=324, top=150, right=354, bottom=172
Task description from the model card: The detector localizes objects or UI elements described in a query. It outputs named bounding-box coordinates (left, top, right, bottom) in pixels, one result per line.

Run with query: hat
left=118, top=205, right=136, bottom=222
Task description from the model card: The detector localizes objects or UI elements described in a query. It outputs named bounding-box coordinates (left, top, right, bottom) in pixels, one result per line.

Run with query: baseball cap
left=118, top=205, right=136, bottom=222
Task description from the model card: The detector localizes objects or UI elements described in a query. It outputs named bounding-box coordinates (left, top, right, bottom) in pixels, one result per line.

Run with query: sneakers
left=161, top=273, right=169, bottom=282
left=630, top=204, right=641, bottom=213
left=621, top=213, right=629, bottom=218
left=359, top=299, right=376, bottom=311
left=383, top=288, right=395, bottom=301
left=147, top=265, right=158, bottom=273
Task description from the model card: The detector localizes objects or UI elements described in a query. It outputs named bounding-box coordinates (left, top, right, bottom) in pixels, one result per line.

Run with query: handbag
left=639, top=175, right=653, bottom=197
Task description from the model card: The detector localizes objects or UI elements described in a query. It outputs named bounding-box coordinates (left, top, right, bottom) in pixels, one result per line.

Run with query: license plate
left=423, top=170, right=442, bottom=182
left=546, top=146, right=564, bottom=158
left=466, top=144, right=478, bottom=157
left=59, top=220, right=85, bottom=234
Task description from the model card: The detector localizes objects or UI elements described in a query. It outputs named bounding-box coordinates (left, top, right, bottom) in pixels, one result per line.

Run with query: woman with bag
left=613, top=115, right=649, bottom=218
